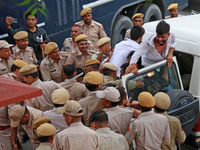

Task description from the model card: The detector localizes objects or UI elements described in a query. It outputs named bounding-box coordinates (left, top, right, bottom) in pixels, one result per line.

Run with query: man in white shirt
left=110, top=26, right=145, bottom=77
left=126, top=20, right=176, bottom=75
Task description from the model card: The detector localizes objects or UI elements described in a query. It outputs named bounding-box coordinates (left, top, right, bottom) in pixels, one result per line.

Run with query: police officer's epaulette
left=93, top=20, right=103, bottom=27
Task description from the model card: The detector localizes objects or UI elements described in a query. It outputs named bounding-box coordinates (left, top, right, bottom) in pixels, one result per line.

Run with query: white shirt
left=130, top=33, right=176, bottom=67
left=110, top=39, right=139, bottom=77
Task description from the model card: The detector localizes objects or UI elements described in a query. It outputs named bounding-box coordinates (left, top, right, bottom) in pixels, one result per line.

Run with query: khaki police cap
left=13, top=31, right=28, bottom=40
left=64, top=100, right=83, bottom=116
left=9, top=105, right=25, bottom=127
left=96, top=87, right=120, bottom=102
left=74, top=34, right=88, bottom=43
left=97, top=37, right=111, bottom=47
left=102, top=62, right=118, bottom=71
left=45, top=42, right=58, bottom=55
left=37, top=123, right=56, bottom=137
left=13, top=60, right=28, bottom=69
left=85, top=59, right=100, bottom=67
left=138, top=92, right=155, bottom=107
left=168, top=3, right=178, bottom=10
left=132, top=13, right=144, bottom=20
left=154, top=92, right=171, bottom=110
left=84, top=71, right=103, bottom=85
left=80, top=8, right=92, bottom=16
left=0, top=40, right=13, bottom=48
left=19, top=64, right=37, bottom=76
left=32, top=117, right=51, bottom=129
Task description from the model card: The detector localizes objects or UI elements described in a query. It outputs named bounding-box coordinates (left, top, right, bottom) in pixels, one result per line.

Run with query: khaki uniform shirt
left=161, top=114, right=186, bottom=150
left=97, top=127, right=129, bottom=150
left=65, top=49, right=93, bottom=70
left=40, top=55, right=67, bottom=83
left=25, top=79, right=61, bottom=111
left=12, top=45, right=38, bottom=64
left=125, top=111, right=170, bottom=150
left=103, top=76, right=122, bottom=87
left=91, top=51, right=108, bottom=64
left=79, top=92, right=104, bottom=126
left=62, top=38, right=95, bottom=53
left=0, top=105, right=14, bottom=150
left=62, top=79, right=88, bottom=100
left=105, top=106, right=133, bottom=135
left=36, top=142, right=52, bottom=150
left=0, top=57, right=13, bottom=75
left=53, top=122, right=99, bottom=150
left=22, top=106, right=43, bottom=149
left=43, top=108, right=68, bottom=130
left=76, top=20, right=107, bottom=49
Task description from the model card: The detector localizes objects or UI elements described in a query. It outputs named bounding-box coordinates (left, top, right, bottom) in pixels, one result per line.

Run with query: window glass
left=126, top=63, right=181, bottom=101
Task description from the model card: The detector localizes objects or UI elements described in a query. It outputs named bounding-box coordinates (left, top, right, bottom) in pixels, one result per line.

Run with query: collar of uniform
left=107, top=105, right=119, bottom=111
left=83, top=20, right=95, bottom=27
left=38, top=142, right=52, bottom=148
left=96, top=127, right=110, bottom=133
left=77, top=48, right=87, bottom=56
left=14, top=45, right=31, bottom=53
left=69, top=121, right=83, bottom=127
left=104, top=75, right=115, bottom=81
left=137, top=110, right=154, bottom=119
left=31, top=79, right=42, bottom=86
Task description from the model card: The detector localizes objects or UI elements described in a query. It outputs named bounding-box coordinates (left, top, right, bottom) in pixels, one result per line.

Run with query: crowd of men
left=0, top=2, right=186, bottom=150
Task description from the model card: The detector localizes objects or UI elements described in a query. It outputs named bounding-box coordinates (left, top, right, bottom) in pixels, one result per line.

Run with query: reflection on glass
left=127, top=63, right=181, bottom=102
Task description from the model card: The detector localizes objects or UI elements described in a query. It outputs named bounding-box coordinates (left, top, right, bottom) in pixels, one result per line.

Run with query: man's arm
left=166, top=47, right=175, bottom=67
left=11, top=127, right=20, bottom=150
left=6, top=17, right=22, bottom=37
left=40, top=62, right=52, bottom=81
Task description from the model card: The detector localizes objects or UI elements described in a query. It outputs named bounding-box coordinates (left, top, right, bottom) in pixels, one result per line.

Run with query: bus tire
left=139, top=3, right=162, bottom=23
left=111, top=15, right=133, bottom=46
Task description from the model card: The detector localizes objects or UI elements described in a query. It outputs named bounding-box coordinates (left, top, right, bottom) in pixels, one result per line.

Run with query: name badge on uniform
left=49, top=64, right=54, bottom=69
left=77, top=56, right=81, bottom=61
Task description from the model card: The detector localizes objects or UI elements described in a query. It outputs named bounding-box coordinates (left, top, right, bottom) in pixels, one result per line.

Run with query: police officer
left=52, top=100, right=99, bottom=150
left=62, top=64, right=88, bottom=100
left=79, top=71, right=104, bottom=126
left=96, top=87, right=133, bottom=135
left=124, top=13, right=144, bottom=39
left=76, top=8, right=107, bottom=49
left=9, top=104, right=43, bottom=149
left=19, top=64, right=61, bottom=111
left=102, top=62, right=122, bottom=87
left=12, top=31, right=38, bottom=65
left=43, top=88, right=69, bottom=130
left=61, top=24, right=95, bottom=54
left=154, top=92, right=186, bottom=150
left=92, top=37, right=112, bottom=64
left=36, top=123, right=56, bottom=150
left=85, top=59, right=101, bottom=73
left=40, top=42, right=67, bottom=83
left=65, top=34, right=94, bottom=69
left=0, top=40, right=13, bottom=75
left=90, top=110, right=129, bottom=150
left=168, top=3, right=179, bottom=18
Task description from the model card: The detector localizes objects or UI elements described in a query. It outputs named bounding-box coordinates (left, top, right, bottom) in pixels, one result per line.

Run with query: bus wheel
left=139, top=3, right=162, bottom=23
left=111, top=15, right=133, bottom=46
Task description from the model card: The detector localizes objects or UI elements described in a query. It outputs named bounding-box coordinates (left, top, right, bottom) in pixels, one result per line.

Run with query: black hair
left=76, top=68, right=85, bottom=77
left=130, top=26, right=145, bottom=41
left=103, top=83, right=116, bottom=89
left=85, top=82, right=99, bottom=91
left=120, top=63, right=129, bottom=74
left=102, top=68, right=113, bottom=76
left=23, top=71, right=39, bottom=79
left=139, top=105, right=152, bottom=112
left=87, top=64, right=100, bottom=70
left=89, top=110, right=108, bottom=124
left=127, top=51, right=135, bottom=59
left=154, top=106, right=166, bottom=113
left=63, top=64, right=75, bottom=78
left=25, top=11, right=37, bottom=19
left=11, top=64, right=20, bottom=72
left=110, top=101, right=121, bottom=107
left=116, top=87, right=126, bottom=101
left=53, top=103, right=65, bottom=108
left=38, top=136, right=51, bottom=143
left=156, top=20, right=170, bottom=35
